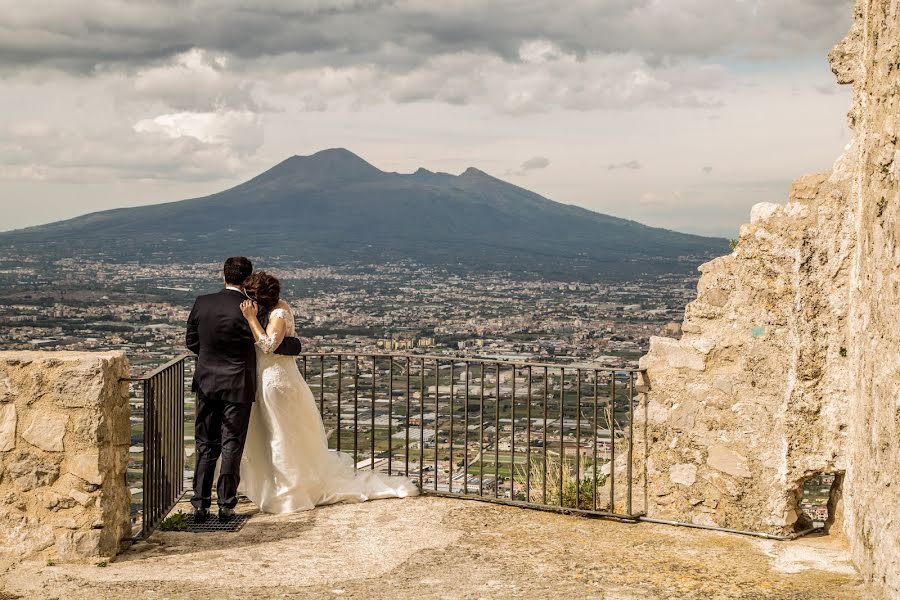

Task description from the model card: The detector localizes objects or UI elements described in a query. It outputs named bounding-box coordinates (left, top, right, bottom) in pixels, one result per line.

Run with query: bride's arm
left=240, top=300, right=286, bottom=354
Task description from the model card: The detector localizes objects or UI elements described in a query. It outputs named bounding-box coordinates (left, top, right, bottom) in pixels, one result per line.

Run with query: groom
left=185, top=256, right=303, bottom=522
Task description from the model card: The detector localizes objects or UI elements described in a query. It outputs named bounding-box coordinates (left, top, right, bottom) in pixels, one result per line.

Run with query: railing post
left=141, top=378, right=151, bottom=537
left=627, top=371, right=635, bottom=516
left=609, top=371, right=616, bottom=514
left=337, top=355, right=342, bottom=452
left=125, top=354, right=190, bottom=539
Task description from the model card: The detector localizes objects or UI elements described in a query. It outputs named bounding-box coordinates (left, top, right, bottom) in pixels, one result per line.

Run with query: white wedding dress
left=239, top=305, right=419, bottom=513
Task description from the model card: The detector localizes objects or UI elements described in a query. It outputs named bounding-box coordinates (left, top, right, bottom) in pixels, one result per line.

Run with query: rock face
left=0, top=352, right=131, bottom=562
left=837, top=1, right=900, bottom=595
left=636, top=1, right=898, bottom=596
left=637, top=168, right=854, bottom=533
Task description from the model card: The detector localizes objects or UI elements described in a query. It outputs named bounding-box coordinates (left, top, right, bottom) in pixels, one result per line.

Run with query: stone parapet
left=0, top=351, right=131, bottom=562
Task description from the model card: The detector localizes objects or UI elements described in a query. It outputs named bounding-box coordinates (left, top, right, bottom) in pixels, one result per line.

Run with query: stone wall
left=838, top=0, right=900, bottom=594
left=636, top=0, right=898, bottom=596
left=636, top=168, right=854, bottom=534
left=0, top=351, right=131, bottom=562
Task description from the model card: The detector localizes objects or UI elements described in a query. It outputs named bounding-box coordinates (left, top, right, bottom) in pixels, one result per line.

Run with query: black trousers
left=191, top=389, right=253, bottom=510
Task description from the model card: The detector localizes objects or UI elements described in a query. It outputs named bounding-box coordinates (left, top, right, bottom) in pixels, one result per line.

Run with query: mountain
left=0, top=148, right=729, bottom=279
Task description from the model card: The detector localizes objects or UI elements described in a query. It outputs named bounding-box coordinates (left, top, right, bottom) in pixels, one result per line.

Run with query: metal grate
left=185, top=513, right=250, bottom=533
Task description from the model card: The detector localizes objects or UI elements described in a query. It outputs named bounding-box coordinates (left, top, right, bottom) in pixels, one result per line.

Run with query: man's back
left=187, top=289, right=256, bottom=404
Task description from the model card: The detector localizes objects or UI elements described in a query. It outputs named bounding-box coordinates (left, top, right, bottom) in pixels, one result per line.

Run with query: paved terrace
left=1, top=497, right=870, bottom=600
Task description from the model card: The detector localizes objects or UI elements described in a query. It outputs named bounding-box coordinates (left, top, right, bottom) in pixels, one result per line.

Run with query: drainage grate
left=185, top=513, right=250, bottom=533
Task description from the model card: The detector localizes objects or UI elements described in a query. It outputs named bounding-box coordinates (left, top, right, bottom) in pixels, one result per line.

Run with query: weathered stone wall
left=0, top=351, right=131, bottom=562
left=636, top=168, right=855, bottom=534
left=636, top=0, right=898, bottom=596
left=837, top=0, right=900, bottom=594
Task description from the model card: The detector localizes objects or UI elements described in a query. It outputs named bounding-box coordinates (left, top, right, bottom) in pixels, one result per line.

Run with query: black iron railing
left=301, top=353, right=646, bottom=519
left=124, top=351, right=645, bottom=539
left=123, top=354, right=189, bottom=538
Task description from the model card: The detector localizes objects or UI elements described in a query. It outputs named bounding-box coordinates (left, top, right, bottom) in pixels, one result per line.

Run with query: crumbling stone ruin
left=637, top=0, right=898, bottom=595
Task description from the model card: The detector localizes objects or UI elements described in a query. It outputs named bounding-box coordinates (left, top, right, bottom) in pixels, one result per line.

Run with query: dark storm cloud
left=0, top=0, right=853, bottom=74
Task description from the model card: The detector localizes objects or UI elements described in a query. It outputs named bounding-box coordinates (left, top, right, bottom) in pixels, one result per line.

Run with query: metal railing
left=301, top=353, right=645, bottom=519
left=123, top=351, right=645, bottom=539
left=123, top=354, right=189, bottom=538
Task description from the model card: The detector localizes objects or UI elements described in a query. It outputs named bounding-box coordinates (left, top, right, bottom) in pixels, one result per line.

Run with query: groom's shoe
left=218, top=507, right=235, bottom=522
left=193, top=507, right=210, bottom=524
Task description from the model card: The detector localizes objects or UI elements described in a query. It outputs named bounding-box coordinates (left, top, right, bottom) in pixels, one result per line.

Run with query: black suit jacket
left=186, top=288, right=302, bottom=404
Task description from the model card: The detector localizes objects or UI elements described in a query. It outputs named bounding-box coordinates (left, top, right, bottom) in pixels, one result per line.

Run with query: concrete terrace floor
left=1, top=496, right=874, bottom=600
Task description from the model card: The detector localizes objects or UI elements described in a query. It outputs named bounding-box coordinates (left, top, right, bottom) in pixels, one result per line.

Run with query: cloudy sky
left=0, top=0, right=854, bottom=237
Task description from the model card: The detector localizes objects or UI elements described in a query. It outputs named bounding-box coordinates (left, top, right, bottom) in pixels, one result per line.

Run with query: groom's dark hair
left=224, top=256, right=253, bottom=285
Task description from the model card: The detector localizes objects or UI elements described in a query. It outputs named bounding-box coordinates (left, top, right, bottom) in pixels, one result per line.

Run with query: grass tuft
left=159, top=511, right=190, bottom=532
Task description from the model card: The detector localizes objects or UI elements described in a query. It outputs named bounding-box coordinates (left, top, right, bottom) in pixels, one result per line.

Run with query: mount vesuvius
left=0, top=148, right=729, bottom=280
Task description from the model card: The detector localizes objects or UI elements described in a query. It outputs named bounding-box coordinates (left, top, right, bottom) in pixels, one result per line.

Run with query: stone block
left=706, top=445, right=751, bottom=479
left=703, top=288, right=730, bottom=307
left=669, top=400, right=700, bottom=431
left=54, top=516, right=78, bottom=529
left=646, top=400, right=669, bottom=424
left=750, top=202, right=781, bottom=223
left=646, top=337, right=706, bottom=371
left=74, top=413, right=101, bottom=445
left=669, top=463, right=698, bottom=487
left=0, top=374, right=17, bottom=402
left=54, top=372, right=104, bottom=409
left=712, top=376, right=734, bottom=396
left=69, top=489, right=94, bottom=507
left=1, top=511, right=54, bottom=557
left=23, top=413, right=68, bottom=452
left=68, top=451, right=102, bottom=486
left=789, top=172, right=829, bottom=201
left=9, top=454, right=60, bottom=491
left=0, top=404, right=15, bottom=451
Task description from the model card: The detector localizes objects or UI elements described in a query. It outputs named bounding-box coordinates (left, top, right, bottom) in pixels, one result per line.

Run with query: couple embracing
left=186, top=256, right=417, bottom=522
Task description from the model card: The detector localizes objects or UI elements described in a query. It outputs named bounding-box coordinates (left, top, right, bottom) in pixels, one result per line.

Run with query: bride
left=237, top=271, right=418, bottom=513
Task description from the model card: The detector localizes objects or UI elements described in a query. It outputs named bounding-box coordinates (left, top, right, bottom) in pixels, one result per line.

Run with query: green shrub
left=159, top=511, right=190, bottom=532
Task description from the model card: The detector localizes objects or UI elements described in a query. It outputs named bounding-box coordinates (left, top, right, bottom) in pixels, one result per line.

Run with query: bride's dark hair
left=243, top=271, right=281, bottom=310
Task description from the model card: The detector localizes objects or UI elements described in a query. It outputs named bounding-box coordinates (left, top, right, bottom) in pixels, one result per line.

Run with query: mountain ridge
left=0, top=148, right=729, bottom=280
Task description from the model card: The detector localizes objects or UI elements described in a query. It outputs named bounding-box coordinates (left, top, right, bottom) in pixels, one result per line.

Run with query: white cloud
left=0, top=108, right=265, bottom=184
left=270, top=50, right=728, bottom=115
left=131, top=49, right=260, bottom=112
left=0, top=0, right=856, bottom=235
left=518, top=40, right=566, bottom=64
left=133, top=110, right=263, bottom=153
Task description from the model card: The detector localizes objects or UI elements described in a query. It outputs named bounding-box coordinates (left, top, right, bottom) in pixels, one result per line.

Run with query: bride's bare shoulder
left=276, top=300, right=292, bottom=312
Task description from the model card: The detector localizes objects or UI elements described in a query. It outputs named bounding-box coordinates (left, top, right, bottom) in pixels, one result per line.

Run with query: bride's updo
left=243, top=271, right=281, bottom=310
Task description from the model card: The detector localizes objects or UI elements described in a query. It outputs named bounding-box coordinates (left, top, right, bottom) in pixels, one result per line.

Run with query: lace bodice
left=254, top=305, right=296, bottom=354
left=269, top=307, right=296, bottom=336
